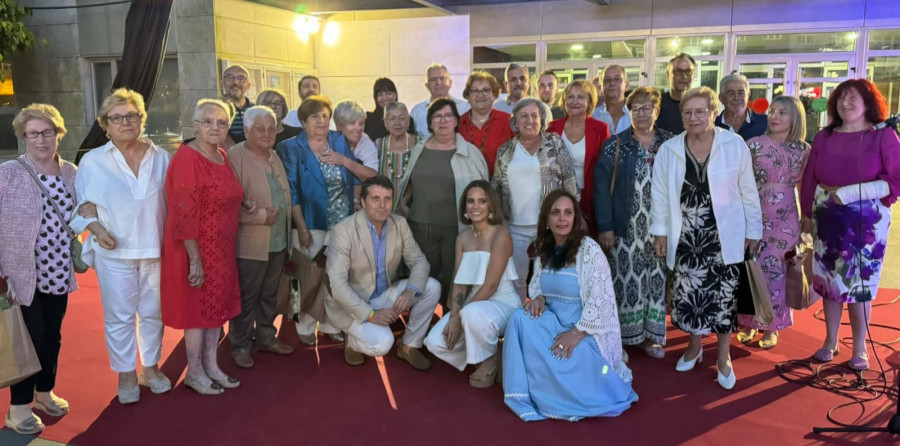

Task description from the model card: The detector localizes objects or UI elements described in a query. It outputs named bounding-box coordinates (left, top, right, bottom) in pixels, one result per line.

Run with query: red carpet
left=2, top=271, right=899, bottom=446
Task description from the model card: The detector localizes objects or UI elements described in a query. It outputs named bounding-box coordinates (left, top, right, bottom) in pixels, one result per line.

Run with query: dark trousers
left=9, top=290, right=68, bottom=405
left=408, top=221, right=458, bottom=308
left=229, top=250, right=287, bottom=354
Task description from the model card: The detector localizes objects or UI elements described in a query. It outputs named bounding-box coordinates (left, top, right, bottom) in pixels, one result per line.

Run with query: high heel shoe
left=469, top=353, right=501, bottom=388
left=717, top=362, right=737, bottom=390
left=736, top=329, right=758, bottom=345
left=758, top=331, right=779, bottom=350
left=675, top=350, right=703, bottom=372
left=183, top=376, right=224, bottom=395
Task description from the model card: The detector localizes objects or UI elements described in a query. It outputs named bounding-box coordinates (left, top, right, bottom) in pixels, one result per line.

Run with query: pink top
left=800, top=127, right=900, bottom=218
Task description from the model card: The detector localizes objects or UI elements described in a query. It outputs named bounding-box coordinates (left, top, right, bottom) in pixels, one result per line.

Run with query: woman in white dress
left=425, top=180, right=522, bottom=387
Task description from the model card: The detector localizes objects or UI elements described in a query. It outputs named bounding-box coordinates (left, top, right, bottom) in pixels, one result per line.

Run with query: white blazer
left=649, top=127, right=762, bottom=268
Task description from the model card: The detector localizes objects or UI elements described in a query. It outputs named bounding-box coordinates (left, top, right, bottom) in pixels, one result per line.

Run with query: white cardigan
left=649, top=128, right=762, bottom=268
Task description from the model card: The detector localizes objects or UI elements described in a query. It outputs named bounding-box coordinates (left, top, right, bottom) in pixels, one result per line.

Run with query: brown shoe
left=344, top=342, right=365, bottom=366
left=258, top=340, right=295, bottom=355
left=396, top=342, right=431, bottom=371
left=469, top=353, right=500, bottom=388
left=233, top=352, right=254, bottom=369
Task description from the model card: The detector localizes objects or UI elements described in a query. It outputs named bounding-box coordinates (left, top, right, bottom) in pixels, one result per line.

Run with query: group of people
left=2, top=51, right=899, bottom=433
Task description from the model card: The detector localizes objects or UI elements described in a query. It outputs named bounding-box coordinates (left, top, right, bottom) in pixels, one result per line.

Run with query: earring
left=464, top=213, right=469, bottom=220
left=488, top=213, right=493, bottom=221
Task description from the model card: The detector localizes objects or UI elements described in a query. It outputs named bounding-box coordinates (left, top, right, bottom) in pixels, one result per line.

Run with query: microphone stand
left=812, top=119, right=900, bottom=436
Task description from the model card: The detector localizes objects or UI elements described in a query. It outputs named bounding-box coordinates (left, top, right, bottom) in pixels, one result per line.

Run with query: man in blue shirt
left=715, top=74, right=768, bottom=141
left=325, top=176, right=440, bottom=370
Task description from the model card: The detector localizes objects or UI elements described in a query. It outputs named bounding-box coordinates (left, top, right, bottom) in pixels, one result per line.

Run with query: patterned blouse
left=491, top=132, right=579, bottom=221
left=34, top=174, right=75, bottom=295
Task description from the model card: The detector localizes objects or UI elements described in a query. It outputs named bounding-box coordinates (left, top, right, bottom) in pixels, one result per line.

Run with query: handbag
left=785, top=246, right=821, bottom=310
left=0, top=277, right=43, bottom=388
left=736, top=252, right=775, bottom=326
left=16, top=158, right=89, bottom=274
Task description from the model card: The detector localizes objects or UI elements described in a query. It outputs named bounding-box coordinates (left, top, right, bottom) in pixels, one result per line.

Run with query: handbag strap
left=15, top=158, right=77, bottom=241
left=609, top=135, right=621, bottom=196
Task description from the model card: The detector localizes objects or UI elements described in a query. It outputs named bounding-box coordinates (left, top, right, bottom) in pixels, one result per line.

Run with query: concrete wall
left=213, top=0, right=316, bottom=68
left=177, top=0, right=218, bottom=139
left=317, top=15, right=471, bottom=111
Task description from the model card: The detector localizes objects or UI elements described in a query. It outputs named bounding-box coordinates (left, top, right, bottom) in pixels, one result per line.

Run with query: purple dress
left=800, top=128, right=900, bottom=303
left=739, top=136, right=809, bottom=331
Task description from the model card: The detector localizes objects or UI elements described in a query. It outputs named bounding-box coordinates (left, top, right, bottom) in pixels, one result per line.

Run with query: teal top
left=267, top=169, right=288, bottom=252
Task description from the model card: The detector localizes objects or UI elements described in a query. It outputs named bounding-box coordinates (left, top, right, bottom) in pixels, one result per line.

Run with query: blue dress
left=502, top=266, right=639, bottom=421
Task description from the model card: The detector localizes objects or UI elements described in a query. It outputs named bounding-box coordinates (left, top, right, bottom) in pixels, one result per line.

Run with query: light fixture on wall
left=293, top=15, right=321, bottom=43
left=322, top=22, right=340, bottom=46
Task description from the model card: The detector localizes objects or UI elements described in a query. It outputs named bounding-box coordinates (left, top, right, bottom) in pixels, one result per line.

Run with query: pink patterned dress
left=738, top=135, right=810, bottom=331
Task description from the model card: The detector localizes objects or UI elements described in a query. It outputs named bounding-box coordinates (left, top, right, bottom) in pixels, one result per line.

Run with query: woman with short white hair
left=226, top=106, right=294, bottom=369
left=72, top=88, right=172, bottom=404
left=333, top=99, right=378, bottom=180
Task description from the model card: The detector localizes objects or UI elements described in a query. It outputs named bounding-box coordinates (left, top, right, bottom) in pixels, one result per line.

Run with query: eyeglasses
left=223, top=74, right=248, bottom=83
left=107, top=112, right=142, bottom=125
left=631, top=105, right=656, bottom=116
left=673, top=69, right=695, bottom=78
left=263, top=101, right=285, bottom=108
left=23, top=129, right=58, bottom=139
left=469, top=88, right=493, bottom=97
left=432, top=113, right=456, bottom=122
left=194, top=119, right=230, bottom=128
left=681, top=109, right=710, bottom=119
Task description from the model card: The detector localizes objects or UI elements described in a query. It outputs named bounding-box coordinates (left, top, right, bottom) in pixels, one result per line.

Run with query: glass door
left=795, top=59, right=852, bottom=137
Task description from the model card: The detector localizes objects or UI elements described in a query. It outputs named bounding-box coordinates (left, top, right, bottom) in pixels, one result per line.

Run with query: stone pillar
left=176, top=0, right=218, bottom=140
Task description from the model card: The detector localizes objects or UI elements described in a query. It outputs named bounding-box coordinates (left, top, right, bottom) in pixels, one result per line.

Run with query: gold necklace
left=472, top=225, right=489, bottom=238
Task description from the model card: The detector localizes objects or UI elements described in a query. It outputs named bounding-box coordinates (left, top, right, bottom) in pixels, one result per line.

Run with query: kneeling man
left=326, top=176, right=441, bottom=370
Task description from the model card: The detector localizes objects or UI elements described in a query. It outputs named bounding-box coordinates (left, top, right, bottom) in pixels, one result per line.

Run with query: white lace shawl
left=528, top=237, right=633, bottom=382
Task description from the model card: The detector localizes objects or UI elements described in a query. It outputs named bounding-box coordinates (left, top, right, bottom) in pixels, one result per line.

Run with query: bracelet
left=189, top=257, right=201, bottom=265
left=367, top=310, right=375, bottom=322
left=570, top=328, right=586, bottom=339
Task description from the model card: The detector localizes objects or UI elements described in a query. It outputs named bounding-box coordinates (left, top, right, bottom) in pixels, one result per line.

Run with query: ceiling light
left=323, top=22, right=340, bottom=46
left=571, top=44, right=584, bottom=51
left=670, top=39, right=679, bottom=48
left=701, top=39, right=714, bottom=45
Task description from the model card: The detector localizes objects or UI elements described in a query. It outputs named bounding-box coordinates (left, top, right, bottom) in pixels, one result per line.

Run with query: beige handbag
left=785, top=246, right=821, bottom=310
left=0, top=279, right=42, bottom=388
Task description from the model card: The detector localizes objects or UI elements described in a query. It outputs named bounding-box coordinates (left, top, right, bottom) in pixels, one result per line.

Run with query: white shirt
left=410, top=96, right=470, bottom=140
left=562, top=130, right=587, bottom=190
left=70, top=139, right=172, bottom=261
left=507, top=143, right=542, bottom=226
left=592, top=103, right=631, bottom=135
left=353, top=133, right=379, bottom=171
left=283, top=109, right=337, bottom=131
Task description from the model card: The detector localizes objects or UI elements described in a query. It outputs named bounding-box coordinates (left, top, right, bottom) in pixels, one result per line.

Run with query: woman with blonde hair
left=2, top=104, right=77, bottom=433
left=71, top=88, right=173, bottom=404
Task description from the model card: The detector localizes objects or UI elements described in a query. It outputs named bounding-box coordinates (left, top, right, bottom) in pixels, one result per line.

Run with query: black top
left=276, top=125, right=303, bottom=145
left=364, top=108, right=416, bottom=141
left=657, top=91, right=683, bottom=135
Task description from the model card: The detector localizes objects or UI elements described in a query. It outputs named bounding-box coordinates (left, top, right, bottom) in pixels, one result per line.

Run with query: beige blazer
left=325, top=211, right=430, bottom=330
left=227, top=142, right=292, bottom=261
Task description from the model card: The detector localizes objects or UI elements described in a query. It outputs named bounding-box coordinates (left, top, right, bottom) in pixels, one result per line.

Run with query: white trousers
left=424, top=299, right=518, bottom=371
left=509, top=224, right=537, bottom=300
left=346, top=278, right=441, bottom=357
left=294, top=228, right=339, bottom=336
left=93, top=255, right=164, bottom=372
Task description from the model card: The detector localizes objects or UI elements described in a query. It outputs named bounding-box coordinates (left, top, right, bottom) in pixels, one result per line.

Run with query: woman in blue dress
left=503, top=189, right=638, bottom=421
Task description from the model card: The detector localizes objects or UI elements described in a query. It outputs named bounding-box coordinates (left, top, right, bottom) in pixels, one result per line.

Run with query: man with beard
left=283, top=75, right=321, bottom=128
left=493, top=63, right=531, bottom=114
left=222, top=65, right=254, bottom=146
left=591, top=65, right=631, bottom=135
left=657, top=53, right=696, bottom=134
left=537, top=70, right=565, bottom=120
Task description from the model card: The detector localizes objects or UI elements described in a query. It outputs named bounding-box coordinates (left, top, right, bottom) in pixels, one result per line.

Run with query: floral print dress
left=671, top=148, right=741, bottom=335
left=738, top=136, right=810, bottom=330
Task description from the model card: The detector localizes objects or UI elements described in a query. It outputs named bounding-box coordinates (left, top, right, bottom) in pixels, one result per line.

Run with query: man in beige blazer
left=326, top=176, right=440, bottom=369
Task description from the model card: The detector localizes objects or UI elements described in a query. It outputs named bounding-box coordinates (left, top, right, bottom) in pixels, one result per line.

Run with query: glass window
left=0, top=63, right=15, bottom=151
left=144, top=58, right=182, bottom=151
left=473, top=44, right=537, bottom=64
left=93, top=61, right=114, bottom=112
left=869, top=29, right=900, bottom=51
left=799, top=61, right=849, bottom=78
left=739, top=62, right=787, bottom=80
left=653, top=60, right=723, bottom=91
left=656, top=35, right=726, bottom=57
left=546, top=40, right=645, bottom=62
left=736, top=32, right=857, bottom=54
left=868, top=56, right=900, bottom=115
left=548, top=67, right=589, bottom=87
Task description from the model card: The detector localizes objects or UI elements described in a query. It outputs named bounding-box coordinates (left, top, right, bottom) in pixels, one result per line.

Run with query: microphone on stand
left=871, top=114, right=900, bottom=131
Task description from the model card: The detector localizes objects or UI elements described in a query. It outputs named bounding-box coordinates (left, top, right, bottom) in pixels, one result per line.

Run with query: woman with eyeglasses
left=594, top=87, right=674, bottom=360
left=397, top=98, right=489, bottom=308
left=650, top=87, right=762, bottom=390
left=458, top=71, right=515, bottom=177
left=161, top=99, right=250, bottom=395
left=70, top=89, right=173, bottom=404
left=256, top=89, right=301, bottom=145
left=2, top=104, right=77, bottom=434
left=547, top=79, right=610, bottom=233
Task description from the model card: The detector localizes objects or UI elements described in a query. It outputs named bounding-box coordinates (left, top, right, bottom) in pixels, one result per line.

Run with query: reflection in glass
left=656, top=35, right=726, bottom=57
left=473, top=44, right=537, bottom=64
left=868, top=56, right=900, bottom=115
left=869, top=29, right=900, bottom=51
left=547, top=40, right=645, bottom=61
left=799, top=61, right=848, bottom=78
left=736, top=32, right=856, bottom=54
left=144, top=59, right=182, bottom=151
left=739, top=63, right=787, bottom=80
